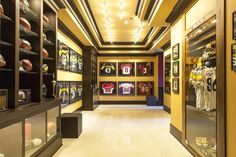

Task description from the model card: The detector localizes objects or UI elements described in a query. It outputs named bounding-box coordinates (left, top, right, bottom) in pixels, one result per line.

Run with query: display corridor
left=54, top=105, right=192, bottom=157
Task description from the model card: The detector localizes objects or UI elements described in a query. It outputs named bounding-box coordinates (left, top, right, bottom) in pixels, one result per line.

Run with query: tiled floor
left=54, top=105, right=193, bottom=157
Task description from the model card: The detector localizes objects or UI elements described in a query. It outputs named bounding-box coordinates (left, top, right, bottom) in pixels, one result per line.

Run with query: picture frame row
left=99, top=81, right=154, bottom=96
left=99, top=62, right=154, bottom=76
left=56, top=81, right=83, bottom=106
left=57, top=40, right=83, bottom=74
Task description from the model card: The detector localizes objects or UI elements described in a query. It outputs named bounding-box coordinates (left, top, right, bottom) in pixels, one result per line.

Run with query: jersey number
left=207, top=78, right=216, bottom=92
left=105, top=68, right=111, bottom=73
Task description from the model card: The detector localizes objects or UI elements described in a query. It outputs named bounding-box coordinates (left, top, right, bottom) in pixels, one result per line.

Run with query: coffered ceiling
left=55, top=0, right=180, bottom=54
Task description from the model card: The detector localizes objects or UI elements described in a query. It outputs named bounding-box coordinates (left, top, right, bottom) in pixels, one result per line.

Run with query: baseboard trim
left=99, top=101, right=146, bottom=104
left=170, top=124, right=182, bottom=143
left=163, top=105, right=171, bottom=114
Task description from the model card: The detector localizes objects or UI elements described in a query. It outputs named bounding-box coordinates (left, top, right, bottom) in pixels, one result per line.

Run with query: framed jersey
left=100, top=81, right=117, bottom=95
left=77, top=81, right=83, bottom=99
left=233, top=11, right=236, bottom=40
left=77, top=54, right=83, bottom=74
left=137, top=82, right=154, bottom=96
left=56, top=81, right=69, bottom=106
left=69, top=82, right=78, bottom=103
left=231, top=43, right=236, bottom=71
left=172, top=61, right=179, bottom=77
left=69, top=49, right=78, bottom=73
left=118, top=62, right=135, bottom=76
left=58, top=41, right=69, bottom=71
left=172, top=43, right=180, bottom=60
left=118, top=82, right=135, bottom=96
left=99, top=62, right=116, bottom=76
left=172, top=78, right=179, bottom=94
left=136, top=62, right=154, bottom=76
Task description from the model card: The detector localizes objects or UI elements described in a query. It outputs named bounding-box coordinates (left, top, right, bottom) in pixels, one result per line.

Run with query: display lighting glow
left=119, top=1, right=124, bottom=19
left=103, top=0, right=113, bottom=44
left=134, top=22, right=143, bottom=44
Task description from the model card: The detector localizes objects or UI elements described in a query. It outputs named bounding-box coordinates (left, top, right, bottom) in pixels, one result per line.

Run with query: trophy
left=51, top=73, right=57, bottom=98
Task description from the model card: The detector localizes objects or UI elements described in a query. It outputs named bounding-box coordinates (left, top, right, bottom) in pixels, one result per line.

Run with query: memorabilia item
left=77, top=54, right=83, bottom=73
left=43, top=15, right=49, bottom=27
left=233, top=11, right=236, bottom=40
left=99, top=62, right=116, bottom=76
left=19, top=59, right=33, bottom=72
left=77, top=82, right=83, bottom=99
left=0, top=54, right=6, bottom=68
left=51, top=73, right=57, bottom=98
left=20, top=17, right=31, bottom=31
left=31, top=138, right=42, bottom=147
left=56, top=82, right=69, bottom=105
left=58, top=41, right=69, bottom=71
left=172, top=61, right=179, bottom=77
left=69, top=82, right=77, bottom=103
left=20, top=39, right=32, bottom=51
left=136, top=62, right=154, bottom=76
left=18, top=89, right=31, bottom=105
left=69, top=49, right=78, bottom=72
left=42, top=48, right=49, bottom=57
left=42, top=64, right=49, bottom=73
left=43, top=33, right=47, bottom=41
left=20, top=0, right=30, bottom=8
left=172, top=43, right=180, bottom=60
left=137, top=82, right=154, bottom=96
left=100, top=82, right=116, bottom=95
left=0, top=89, right=8, bottom=111
left=118, top=62, right=135, bottom=76
left=20, top=0, right=30, bottom=13
left=0, top=4, right=4, bottom=15
left=118, top=82, right=135, bottom=96
left=232, top=43, right=236, bottom=71
left=172, top=78, right=179, bottom=94
left=165, top=55, right=171, bottom=94
left=42, top=83, right=48, bottom=99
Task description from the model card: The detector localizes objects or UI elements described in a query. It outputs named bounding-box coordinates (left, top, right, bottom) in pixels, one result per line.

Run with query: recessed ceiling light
left=124, top=20, right=128, bottom=24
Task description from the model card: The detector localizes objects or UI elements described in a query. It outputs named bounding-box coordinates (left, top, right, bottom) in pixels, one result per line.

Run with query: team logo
left=118, top=82, right=135, bottom=96
left=118, top=62, right=135, bottom=76
left=100, top=62, right=116, bottom=76
left=137, top=82, right=154, bottom=95
left=100, top=82, right=116, bottom=95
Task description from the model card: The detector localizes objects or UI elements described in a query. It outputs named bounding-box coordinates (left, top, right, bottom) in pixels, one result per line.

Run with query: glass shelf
left=20, top=48, right=38, bottom=55
left=0, top=68, right=12, bottom=72
left=0, top=41, right=13, bottom=47
left=0, top=14, right=13, bottom=22
left=20, top=71, right=38, bottom=75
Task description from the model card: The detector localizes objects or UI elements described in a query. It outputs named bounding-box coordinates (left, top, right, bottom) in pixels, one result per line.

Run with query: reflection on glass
left=185, top=16, right=217, bottom=157
left=47, top=106, right=59, bottom=141
left=0, top=123, right=23, bottom=157
left=25, top=112, right=46, bottom=157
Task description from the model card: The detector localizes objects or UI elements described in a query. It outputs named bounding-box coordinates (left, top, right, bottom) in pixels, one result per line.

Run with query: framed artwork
left=136, top=62, right=154, bottom=76
left=118, top=82, right=135, bottom=96
left=172, top=61, right=179, bottom=77
left=58, top=41, right=69, bottom=71
left=137, top=82, right=154, bottom=96
left=232, top=43, right=236, bottom=71
left=69, top=82, right=78, bottom=103
left=233, top=11, right=236, bottom=40
left=172, top=43, right=180, bottom=60
left=69, top=49, right=78, bottom=72
left=172, top=78, right=179, bottom=94
left=99, top=62, right=116, bottom=76
left=118, top=62, right=135, bottom=76
left=56, top=81, right=69, bottom=106
left=77, top=81, right=83, bottom=100
left=100, top=81, right=117, bottom=95
left=77, top=54, right=83, bottom=74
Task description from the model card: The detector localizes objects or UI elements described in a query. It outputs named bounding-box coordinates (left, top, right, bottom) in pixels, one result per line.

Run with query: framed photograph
left=56, top=81, right=69, bottom=106
left=77, top=54, right=83, bottom=74
left=136, top=62, right=154, bottom=76
left=69, top=82, right=78, bottom=103
left=233, top=11, right=236, bottom=40
left=77, top=81, right=83, bottom=100
left=232, top=43, right=236, bottom=71
left=99, top=62, right=116, bottom=76
left=172, top=61, right=179, bottom=77
left=118, top=82, right=135, bottom=96
left=58, top=41, right=69, bottom=71
left=69, top=49, right=78, bottom=72
left=172, top=43, right=180, bottom=60
left=118, top=62, right=135, bottom=76
left=137, top=82, right=154, bottom=96
left=172, top=78, right=179, bottom=94
left=100, top=81, right=117, bottom=95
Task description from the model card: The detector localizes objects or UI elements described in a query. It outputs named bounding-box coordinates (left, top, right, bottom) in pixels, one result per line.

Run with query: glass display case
left=0, top=123, right=23, bottom=157
left=47, top=106, right=59, bottom=141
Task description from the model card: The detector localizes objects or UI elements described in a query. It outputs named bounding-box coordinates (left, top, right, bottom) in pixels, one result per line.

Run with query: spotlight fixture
left=124, top=20, right=128, bottom=24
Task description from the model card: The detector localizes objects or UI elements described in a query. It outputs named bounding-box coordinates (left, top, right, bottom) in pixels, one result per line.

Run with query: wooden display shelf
left=0, top=68, right=12, bottom=72
left=20, top=48, right=38, bottom=55
left=0, top=41, right=13, bottom=47
left=19, top=71, right=38, bottom=75
left=43, top=57, right=54, bottom=61
left=20, top=25, right=39, bottom=37
left=43, top=73, right=53, bottom=76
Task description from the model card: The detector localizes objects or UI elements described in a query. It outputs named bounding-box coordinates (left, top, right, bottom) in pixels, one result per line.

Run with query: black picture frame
left=232, top=43, right=236, bottom=71
left=137, top=82, right=154, bottom=96
left=100, top=81, right=117, bottom=95
left=233, top=11, right=236, bottom=40
left=69, top=49, right=78, bottom=73
left=172, top=78, right=179, bottom=94
left=118, top=82, right=135, bottom=96
left=69, top=81, right=78, bottom=103
left=172, top=61, right=179, bottom=77
left=118, top=62, right=135, bottom=76
left=77, top=81, right=83, bottom=100
left=172, top=43, right=180, bottom=60
left=57, top=41, right=70, bottom=71
left=77, top=54, right=83, bottom=74
left=99, top=62, right=117, bottom=76
left=136, top=62, right=154, bottom=76
left=56, top=81, right=69, bottom=106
